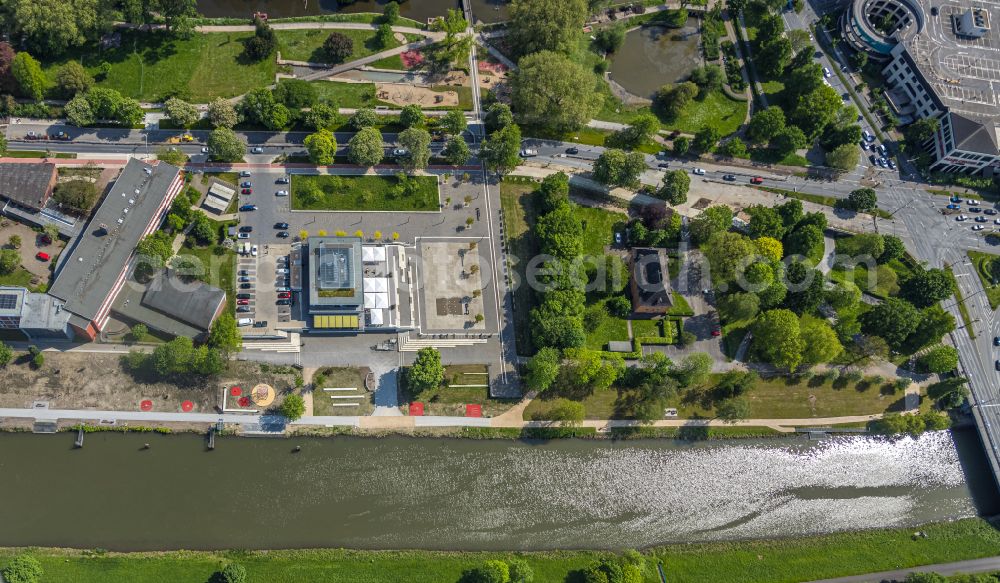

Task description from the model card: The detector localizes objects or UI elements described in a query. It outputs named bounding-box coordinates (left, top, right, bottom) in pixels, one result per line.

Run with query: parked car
left=969, top=199, right=981, bottom=206
left=393, top=147, right=409, bottom=157
left=276, top=176, right=290, bottom=184
left=822, top=67, right=832, bottom=78
left=657, top=162, right=670, bottom=169
left=237, top=306, right=251, bottom=313
left=994, top=218, right=1000, bottom=225
left=887, top=159, right=896, bottom=170
left=251, top=147, right=264, bottom=154
left=995, top=359, right=1000, bottom=371
left=240, top=171, right=252, bottom=177
left=951, top=196, right=963, bottom=203
left=253, top=320, right=267, bottom=328
left=276, top=299, right=291, bottom=306
left=239, top=276, right=252, bottom=283
left=239, top=204, right=257, bottom=211
left=237, top=299, right=250, bottom=305
left=276, top=268, right=289, bottom=274
left=974, top=225, right=985, bottom=231
left=238, top=270, right=250, bottom=276
left=239, top=226, right=253, bottom=232
left=956, top=215, right=968, bottom=221
left=236, top=293, right=251, bottom=299
left=241, top=188, right=252, bottom=195
left=240, top=181, right=252, bottom=188
left=723, top=174, right=735, bottom=181
left=869, top=154, right=878, bottom=165
left=976, top=216, right=987, bottom=223
left=240, top=283, right=252, bottom=289
left=237, top=232, right=250, bottom=239
left=993, top=336, right=1000, bottom=346
left=947, top=204, right=960, bottom=209
left=35, top=252, right=50, bottom=261
left=237, top=318, right=254, bottom=326
left=985, top=209, right=996, bottom=215
left=565, top=147, right=579, bottom=155
left=862, top=130, right=874, bottom=142
left=276, top=231, right=290, bottom=238
left=519, top=148, right=538, bottom=157
left=692, top=168, right=706, bottom=175
left=969, top=207, right=982, bottom=213
left=275, top=190, right=288, bottom=197
left=274, top=222, right=289, bottom=229
left=277, top=292, right=291, bottom=299
left=860, top=141, right=869, bottom=150
left=201, top=147, right=209, bottom=153
left=251, top=244, right=258, bottom=256
left=750, top=176, right=764, bottom=184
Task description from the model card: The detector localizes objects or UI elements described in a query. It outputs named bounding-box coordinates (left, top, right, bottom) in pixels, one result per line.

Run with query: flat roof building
left=112, top=270, right=226, bottom=339
left=842, top=0, right=1000, bottom=175
left=47, top=159, right=183, bottom=340
left=0, top=286, right=72, bottom=340
left=0, top=162, right=57, bottom=212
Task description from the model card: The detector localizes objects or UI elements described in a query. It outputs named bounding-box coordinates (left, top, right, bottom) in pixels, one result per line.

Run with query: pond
left=608, top=21, right=704, bottom=99
left=0, top=430, right=982, bottom=551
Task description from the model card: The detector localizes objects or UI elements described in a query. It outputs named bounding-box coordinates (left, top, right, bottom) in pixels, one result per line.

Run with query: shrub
left=2, top=554, right=43, bottom=583
left=220, top=562, right=247, bottom=583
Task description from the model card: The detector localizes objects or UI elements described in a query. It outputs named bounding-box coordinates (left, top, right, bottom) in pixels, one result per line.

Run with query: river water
left=608, top=22, right=704, bottom=99
left=0, top=430, right=982, bottom=551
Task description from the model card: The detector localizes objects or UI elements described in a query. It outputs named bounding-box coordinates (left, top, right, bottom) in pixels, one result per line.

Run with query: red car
left=241, top=188, right=252, bottom=195
left=35, top=252, right=50, bottom=261
left=237, top=299, right=250, bottom=305
left=750, top=176, right=764, bottom=184
left=277, top=292, right=291, bottom=299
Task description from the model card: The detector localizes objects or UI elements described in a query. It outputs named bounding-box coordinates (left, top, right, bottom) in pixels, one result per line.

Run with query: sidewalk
left=803, top=555, right=1000, bottom=583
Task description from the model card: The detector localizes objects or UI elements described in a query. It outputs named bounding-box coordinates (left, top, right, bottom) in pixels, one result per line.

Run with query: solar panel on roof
left=0, top=293, right=18, bottom=310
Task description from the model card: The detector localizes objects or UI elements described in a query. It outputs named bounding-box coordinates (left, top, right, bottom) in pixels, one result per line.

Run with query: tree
left=243, top=18, right=277, bottom=61
left=746, top=204, right=784, bottom=239
left=440, top=109, right=467, bottom=136
left=654, top=82, right=698, bottom=121
left=304, top=102, right=340, bottom=130
left=906, top=305, right=955, bottom=351
left=382, top=1, right=400, bottom=24
left=658, top=169, right=690, bottom=205
left=717, top=397, right=751, bottom=423
left=0, top=249, right=20, bottom=275
left=219, top=562, right=247, bottom=583
left=719, top=137, right=747, bottom=158
left=408, top=347, right=444, bottom=394
left=826, top=280, right=861, bottom=310
left=673, top=352, right=713, bottom=387
left=65, top=94, right=95, bottom=126
left=719, top=291, right=760, bottom=322
left=207, top=128, right=245, bottom=162
left=400, top=104, right=425, bottom=128
left=470, top=560, right=511, bottom=583
left=11, top=52, right=45, bottom=100
left=784, top=261, right=824, bottom=314
left=704, top=231, right=758, bottom=285
left=2, top=554, right=43, bottom=583
left=0, top=42, right=15, bottom=93
left=0, top=341, right=11, bottom=368
left=608, top=113, right=659, bottom=150
left=53, top=180, right=99, bottom=214
left=692, top=125, right=721, bottom=153
left=398, top=127, right=432, bottom=171
left=54, top=60, right=92, bottom=98
left=792, top=85, right=844, bottom=139
left=902, top=268, right=954, bottom=308
left=847, top=187, right=877, bottom=212
left=547, top=398, right=586, bottom=426
left=747, top=106, right=786, bottom=143
left=346, top=127, right=385, bottom=167
left=927, top=377, right=969, bottom=409
left=484, top=103, right=514, bottom=133
left=164, top=97, right=198, bottom=128
left=690, top=64, right=724, bottom=96
left=880, top=235, right=905, bottom=264
left=273, top=79, right=317, bottom=109
left=7, top=235, right=20, bottom=249
left=826, top=143, right=860, bottom=171
left=918, top=345, right=959, bottom=373
left=753, top=309, right=804, bottom=370
left=563, top=348, right=623, bottom=393
left=323, top=31, right=354, bottom=63
left=440, top=136, right=470, bottom=166
left=280, top=394, right=306, bottom=421
left=757, top=37, right=792, bottom=78
left=537, top=172, right=570, bottom=213
left=208, top=312, right=242, bottom=354
left=127, top=323, right=148, bottom=343
left=375, top=23, right=394, bottom=49
left=351, top=107, right=379, bottom=129
left=507, top=558, right=534, bottom=583
left=510, top=51, right=602, bottom=132
left=481, top=123, right=522, bottom=175
left=592, top=149, right=646, bottom=189
left=536, top=204, right=583, bottom=259
left=783, top=223, right=820, bottom=258
left=7, top=0, right=100, bottom=56
left=188, top=211, right=216, bottom=245
left=838, top=232, right=884, bottom=259
left=509, top=0, right=587, bottom=57
left=673, top=135, right=690, bottom=156
left=593, top=23, right=626, bottom=54
left=207, top=98, right=239, bottom=128
left=241, top=88, right=288, bottom=130
left=861, top=297, right=922, bottom=349
left=755, top=236, right=783, bottom=263
left=799, top=316, right=843, bottom=364
left=304, top=129, right=337, bottom=165
left=525, top=346, right=561, bottom=393
left=689, top=205, right=732, bottom=245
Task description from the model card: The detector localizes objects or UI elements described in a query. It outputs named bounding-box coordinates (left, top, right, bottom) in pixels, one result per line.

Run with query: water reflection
left=608, top=21, right=704, bottom=99
left=0, top=431, right=976, bottom=550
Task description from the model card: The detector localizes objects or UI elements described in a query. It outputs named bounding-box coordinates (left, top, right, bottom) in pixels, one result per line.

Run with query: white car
left=240, top=171, right=252, bottom=177
left=392, top=148, right=409, bottom=157
left=276, top=268, right=289, bottom=274
left=237, top=318, right=254, bottom=327
left=276, top=176, right=290, bottom=184
left=823, top=67, right=832, bottom=78
left=201, top=147, right=209, bottom=153
left=237, top=232, right=250, bottom=239
left=251, top=244, right=258, bottom=257
left=968, top=199, right=981, bottom=206
left=275, top=190, right=288, bottom=197
left=251, top=147, right=264, bottom=154
left=956, top=215, right=968, bottom=221
left=519, top=148, right=538, bottom=157
left=973, top=225, right=985, bottom=231
left=692, top=168, right=706, bottom=175
left=993, top=218, right=1000, bottom=225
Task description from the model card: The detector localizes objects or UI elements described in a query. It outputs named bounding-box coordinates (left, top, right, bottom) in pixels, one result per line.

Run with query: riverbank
left=1, top=518, right=997, bottom=583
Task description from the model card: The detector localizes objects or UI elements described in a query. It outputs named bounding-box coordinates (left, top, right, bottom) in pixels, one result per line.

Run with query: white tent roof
left=368, top=309, right=384, bottom=325
left=363, top=277, right=389, bottom=292
left=362, top=246, right=386, bottom=263
left=364, top=292, right=389, bottom=309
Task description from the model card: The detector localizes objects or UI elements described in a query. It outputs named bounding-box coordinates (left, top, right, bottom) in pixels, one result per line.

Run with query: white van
left=237, top=318, right=254, bottom=326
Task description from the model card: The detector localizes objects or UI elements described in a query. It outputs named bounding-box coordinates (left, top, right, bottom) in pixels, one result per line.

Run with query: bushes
left=2, top=554, right=42, bottom=583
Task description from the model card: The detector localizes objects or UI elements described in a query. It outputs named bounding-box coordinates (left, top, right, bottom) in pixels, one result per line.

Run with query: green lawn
left=291, top=174, right=439, bottom=212
left=41, top=31, right=275, bottom=103
left=525, top=372, right=910, bottom=421
left=276, top=29, right=405, bottom=64
left=0, top=267, right=38, bottom=290
left=369, top=53, right=406, bottom=70
left=310, top=367, right=372, bottom=417
left=310, top=81, right=380, bottom=109
left=4, top=151, right=76, bottom=159
left=594, top=88, right=747, bottom=137
left=576, top=206, right=626, bottom=256
left=630, top=318, right=661, bottom=339
left=3, top=519, right=1000, bottom=582
left=584, top=297, right=630, bottom=350
left=499, top=181, right=539, bottom=356
left=968, top=250, right=1000, bottom=310
left=181, top=244, right=235, bottom=305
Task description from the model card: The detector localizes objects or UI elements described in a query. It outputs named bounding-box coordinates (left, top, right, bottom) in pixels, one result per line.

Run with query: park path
left=194, top=22, right=432, bottom=36
left=803, top=555, right=1000, bottom=583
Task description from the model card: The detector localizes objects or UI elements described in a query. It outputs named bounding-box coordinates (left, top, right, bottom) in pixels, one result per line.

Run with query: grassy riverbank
left=2, top=519, right=998, bottom=582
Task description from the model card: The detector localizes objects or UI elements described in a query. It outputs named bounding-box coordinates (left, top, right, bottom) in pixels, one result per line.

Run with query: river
left=0, top=430, right=985, bottom=551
